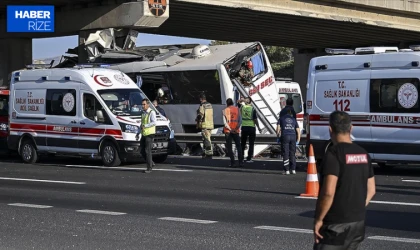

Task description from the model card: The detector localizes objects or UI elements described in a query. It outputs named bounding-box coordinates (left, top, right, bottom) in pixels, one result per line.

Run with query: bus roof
left=109, top=42, right=257, bottom=73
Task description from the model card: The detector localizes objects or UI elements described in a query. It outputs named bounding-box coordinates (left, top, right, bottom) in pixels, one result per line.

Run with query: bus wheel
left=20, top=138, right=38, bottom=164
left=101, top=141, right=121, bottom=167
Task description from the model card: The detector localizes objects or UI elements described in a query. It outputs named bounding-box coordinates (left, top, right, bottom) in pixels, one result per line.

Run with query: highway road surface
left=0, top=155, right=419, bottom=250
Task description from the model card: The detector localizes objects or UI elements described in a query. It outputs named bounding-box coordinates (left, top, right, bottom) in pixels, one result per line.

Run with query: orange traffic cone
left=300, top=144, right=319, bottom=197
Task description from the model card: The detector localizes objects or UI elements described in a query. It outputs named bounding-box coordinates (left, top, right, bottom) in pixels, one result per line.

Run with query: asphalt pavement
left=0, top=154, right=419, bottom=250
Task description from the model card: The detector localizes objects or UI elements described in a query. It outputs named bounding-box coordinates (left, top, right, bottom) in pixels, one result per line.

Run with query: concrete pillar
left=0, top=38, right=32, bottom=86
left=293, top=48, right=325, bottom=100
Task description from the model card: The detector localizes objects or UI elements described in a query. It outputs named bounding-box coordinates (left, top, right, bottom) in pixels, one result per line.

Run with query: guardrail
left=174, top=133, right=307, bottom=145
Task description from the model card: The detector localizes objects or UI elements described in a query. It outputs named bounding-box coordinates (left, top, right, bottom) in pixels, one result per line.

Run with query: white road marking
left=8, top=203, right=52, bottom=209
left=76, top=209, right=126, bottom=215
left=402, top=179, right=420, bottom=183
left=255, top=226, right=312, bottom=234
left=158, top=217, right=217, bottom=224
left=0, top=177, right=85, bottom=185
left=64, top=165, right=192, bottom=172
left=295, top=196, right=317, bottom=200
left=368, top=236, right=420, bottom=244
left=295, top=196, right=420, bottom=206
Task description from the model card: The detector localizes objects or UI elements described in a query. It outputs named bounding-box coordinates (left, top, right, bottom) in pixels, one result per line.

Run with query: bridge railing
left=174, top=133, right=307, bottom=145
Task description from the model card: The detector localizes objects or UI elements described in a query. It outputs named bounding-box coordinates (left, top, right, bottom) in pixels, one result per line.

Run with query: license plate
left=153, top=143, right=165, bottom=149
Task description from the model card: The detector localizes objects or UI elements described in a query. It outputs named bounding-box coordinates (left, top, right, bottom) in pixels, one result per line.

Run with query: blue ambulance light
left=75, top=64, right=111, bottom=68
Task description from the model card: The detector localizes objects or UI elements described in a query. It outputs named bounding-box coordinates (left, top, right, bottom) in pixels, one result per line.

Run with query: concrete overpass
left=1, top=0, right=420, bottom=93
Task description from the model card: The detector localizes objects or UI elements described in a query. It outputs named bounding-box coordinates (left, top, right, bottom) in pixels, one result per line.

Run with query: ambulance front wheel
left=20, top=138, right=38, bottom=164
left=101, top=141, right=121, bottom=167
left=153, top=154, right=168, bottom=163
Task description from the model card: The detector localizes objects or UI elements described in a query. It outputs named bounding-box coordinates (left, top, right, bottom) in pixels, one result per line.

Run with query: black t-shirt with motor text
left=319, top=142, right=374, bottom=224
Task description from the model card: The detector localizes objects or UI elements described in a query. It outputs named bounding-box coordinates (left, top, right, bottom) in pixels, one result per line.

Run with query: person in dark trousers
left=222, top=98, right=243, bottom=167
left=278, top=98, right=297, bottom=159
left=238, top=97, right=261, bottom=163
left=137, top=99, right=157, bottom=173
left=276, top=109, right=300, bottom=175
left=313, top=111, right=376, bottom=250
left=153, top=100, right=166, bottom=118
left=196, top=93, right=214, bottom=159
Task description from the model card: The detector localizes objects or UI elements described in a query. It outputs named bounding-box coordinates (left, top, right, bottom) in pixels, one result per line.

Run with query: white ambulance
left=8, top=66, right=174, bottom=167
left=275, top=78, right=305, bottom=132
left=306, top=46, right=420, bottom=167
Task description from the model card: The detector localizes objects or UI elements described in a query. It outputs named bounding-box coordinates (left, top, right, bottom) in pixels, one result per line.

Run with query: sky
left=32, top=33, right=211, bottom=60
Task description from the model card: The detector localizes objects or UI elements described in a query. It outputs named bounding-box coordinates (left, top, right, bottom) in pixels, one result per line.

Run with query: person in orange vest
left=223, top=98, right=244, bottom=167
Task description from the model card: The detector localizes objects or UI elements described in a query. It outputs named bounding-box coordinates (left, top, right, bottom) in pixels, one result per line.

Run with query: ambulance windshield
left=279, top=93, right=303, bottom=113
left=97, top=88, right=156, bottom=116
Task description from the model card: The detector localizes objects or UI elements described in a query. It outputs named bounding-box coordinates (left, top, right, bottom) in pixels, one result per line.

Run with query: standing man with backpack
left=276, top=109, right=300, bottom=175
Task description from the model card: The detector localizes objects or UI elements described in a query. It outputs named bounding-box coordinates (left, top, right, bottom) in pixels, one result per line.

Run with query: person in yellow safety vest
left=195, top=93, right=214, bottom=159
left=238, top=97, right=261, bottom=163
left=138, top=99, right=156, bottom=173
left=223, top=98, right=244, bottom=168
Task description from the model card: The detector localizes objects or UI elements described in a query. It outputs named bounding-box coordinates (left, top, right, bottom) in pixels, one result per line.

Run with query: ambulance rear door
left=312, top=55, right=372, bottom=146
left=370, top=53, right=420, bottom=162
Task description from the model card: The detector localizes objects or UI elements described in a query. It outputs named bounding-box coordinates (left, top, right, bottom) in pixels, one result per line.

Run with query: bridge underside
left=143, top=1, right=420, bottom=49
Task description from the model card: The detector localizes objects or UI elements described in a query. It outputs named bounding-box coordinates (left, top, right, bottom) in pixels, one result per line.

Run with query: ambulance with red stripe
left=275, top=78, right=305, bottom=133
left=0, top=87, right=10, bottom=151
left=8, top=66, right=174, bottom=166
left=306, top=46, right=420, bottom=168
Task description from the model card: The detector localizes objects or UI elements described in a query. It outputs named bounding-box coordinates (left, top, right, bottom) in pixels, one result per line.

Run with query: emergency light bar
left=354, top=47, right=398, bottom=55
left=399, top=49, right=413, bottom=52
left=25, top=63, right=54, bottom=69
left=409, top=45, right=420, bottom=51
left=74, top=64, right=111, bottom=68
left=325, top=48, right=354, bottom=55
left=275, top=77, right=293, bottom=81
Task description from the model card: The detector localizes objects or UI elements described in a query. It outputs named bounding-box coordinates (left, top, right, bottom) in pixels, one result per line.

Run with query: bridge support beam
left=0, top=38, right=32, bottom=86
left=293, top=48, right=325, bottom=99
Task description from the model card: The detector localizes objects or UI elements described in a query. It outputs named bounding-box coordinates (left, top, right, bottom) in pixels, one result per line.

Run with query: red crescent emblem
left=94, top=75, right=113, bottom=87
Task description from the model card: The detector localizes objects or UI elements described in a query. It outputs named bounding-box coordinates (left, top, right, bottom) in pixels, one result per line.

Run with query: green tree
left=209, top=40, right=231, bottom=46
left=265, top=46, right=293, bottom=63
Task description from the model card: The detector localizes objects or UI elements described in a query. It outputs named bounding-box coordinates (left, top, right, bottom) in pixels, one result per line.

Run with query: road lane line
left=64, top=165, right=192, bottom=172
left=76, top=209, right=126, bottom=215
left=402, top=180, right=420, bottom=183
left=8, top=203, right=52, bottom=208
left=368, top=236, right=420, bottom=244
left=295, top=196, right=420, bottom=206
left=255, top=226, right=312, bottom=234
left=0, top=177, right=85, bottom=185
left=158, top=217, right=217, bottom=224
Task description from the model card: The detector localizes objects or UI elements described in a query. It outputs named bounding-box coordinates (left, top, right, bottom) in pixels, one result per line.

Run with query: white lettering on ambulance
left=53, top=126, right=72, bottom=132
left=370, top=115, right=414, bottom=124
left=346, top=154, right=368, bottom=164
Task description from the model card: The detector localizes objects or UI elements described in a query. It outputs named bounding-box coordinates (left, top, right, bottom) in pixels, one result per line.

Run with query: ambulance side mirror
left=95, top=110, right=105, bottom=123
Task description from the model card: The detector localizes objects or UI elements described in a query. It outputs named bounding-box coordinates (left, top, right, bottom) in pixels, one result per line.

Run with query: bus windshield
left=97, top=88, right=157, bottom=116
left=279, top=93, right=303, bottom=113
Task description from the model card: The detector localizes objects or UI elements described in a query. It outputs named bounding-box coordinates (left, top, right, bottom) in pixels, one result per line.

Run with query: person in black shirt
left=313, top=111, right=376, bottom=250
